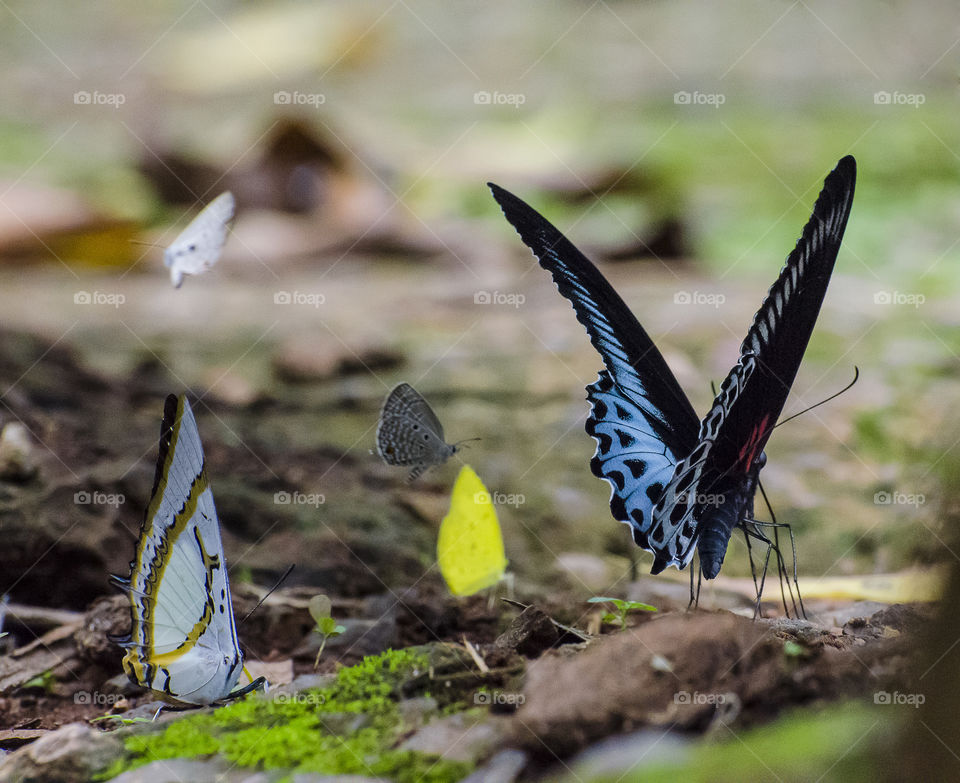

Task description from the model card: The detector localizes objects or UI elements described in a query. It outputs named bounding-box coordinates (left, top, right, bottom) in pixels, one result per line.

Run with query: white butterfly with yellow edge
left=164, top=191, right=234, bottom=288
left=437, top=465, right=508, bottom=596
left=112, top=394, right=262, bottom=705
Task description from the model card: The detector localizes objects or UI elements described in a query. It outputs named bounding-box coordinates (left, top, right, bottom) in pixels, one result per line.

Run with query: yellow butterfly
left=437, top=466, right=508, bottom=596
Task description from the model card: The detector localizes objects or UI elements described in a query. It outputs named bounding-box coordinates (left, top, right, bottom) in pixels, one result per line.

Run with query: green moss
left=101, top=647, right=473, bottom=782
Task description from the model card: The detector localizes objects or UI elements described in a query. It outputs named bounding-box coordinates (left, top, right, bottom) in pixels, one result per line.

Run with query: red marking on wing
left=736, top=412, right=773, bottom=474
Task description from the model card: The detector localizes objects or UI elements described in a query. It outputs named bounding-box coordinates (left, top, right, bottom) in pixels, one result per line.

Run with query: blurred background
left=0, top=0, right=957, bottom=610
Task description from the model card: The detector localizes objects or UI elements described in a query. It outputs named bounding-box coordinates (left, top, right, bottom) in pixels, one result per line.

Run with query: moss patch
left=99, top=648, right=474, bottom=782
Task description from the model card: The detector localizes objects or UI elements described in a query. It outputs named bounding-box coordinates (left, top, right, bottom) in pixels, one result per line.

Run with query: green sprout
left=588, top=596, right=657, bottom=631
left=23, top=669, right=56, bottom=693
left=309, top=595, right=346, bottom=669
left=783, top=640, right=806, bottom=658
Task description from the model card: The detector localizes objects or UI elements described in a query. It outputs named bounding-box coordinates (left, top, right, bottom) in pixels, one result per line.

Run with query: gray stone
left=0, top=422, right=38, bottom=481
left=104, top=759, right=353, bottom=783
left=0, top=722, right=123, bottom=783
left=460, top=748, right=527, bottom=782
left=397, top=696, right=439, bottom=732
left=400, top=712, right=509, bottom=764
left=564, top=729, right=691, bottom=780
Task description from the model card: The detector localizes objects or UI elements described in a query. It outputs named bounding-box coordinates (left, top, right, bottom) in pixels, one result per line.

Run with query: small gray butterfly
left=164, top=191, right=235, bottom=288
left=376, top=383, right=459, bottom=482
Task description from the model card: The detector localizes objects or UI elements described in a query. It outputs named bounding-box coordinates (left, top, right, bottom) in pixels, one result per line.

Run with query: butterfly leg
left=741, top=524, right=763, bottom=599
left=760, top=519, right=805, bottom=619
left=752, top=481, right=806, bottom=618
left=742, top=520, right=805, bottom=619
left=687, top=561, right=705, bottom=611
left=406, top=464, right=427, bottom=483
left=737, top=521, right=774, bottom=618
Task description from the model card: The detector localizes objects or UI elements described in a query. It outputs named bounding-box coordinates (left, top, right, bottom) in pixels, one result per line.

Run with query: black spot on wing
left=624, top=459, right=647, bottom=479
left=676, top=469, right=695, bottom=496
left=610, top=494, right=627, bottom=521
left=645, top=482, right=664, bottom=504
left=617, top=429, right=636, bottom=449
left=650, top=557, right=669, bottom=575
left=670, top=501, right=688, bottom=526
left=589, top=454, right=605, bottom=479
left=592, top=431, right=613, bottom=456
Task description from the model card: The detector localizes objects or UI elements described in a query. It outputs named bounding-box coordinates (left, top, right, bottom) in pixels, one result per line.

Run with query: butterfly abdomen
left=696, top=499, right=741, bottom=580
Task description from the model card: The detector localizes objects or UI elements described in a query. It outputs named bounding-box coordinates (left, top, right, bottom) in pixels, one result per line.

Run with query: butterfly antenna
left=775, top=367, right=859, bottom=429
left=453, top=437, right=482, bottom=450
left=238, top=564, right=295, bottom=626
left=129, top=239, right=162, bottom=248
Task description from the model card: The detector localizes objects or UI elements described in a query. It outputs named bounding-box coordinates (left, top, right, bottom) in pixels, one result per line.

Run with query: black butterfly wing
left=705, top=155, right=856, bottom=480
left=641, top=156, right=856, bottom=572
left=489, top=183, right=702, bottom=549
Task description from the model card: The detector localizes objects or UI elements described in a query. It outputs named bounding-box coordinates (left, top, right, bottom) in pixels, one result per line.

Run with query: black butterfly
left=490, top=156, right=855, bottom=588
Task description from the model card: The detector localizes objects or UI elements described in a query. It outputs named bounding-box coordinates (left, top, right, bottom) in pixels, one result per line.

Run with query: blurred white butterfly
left=164, top=191, right=235, bottom=288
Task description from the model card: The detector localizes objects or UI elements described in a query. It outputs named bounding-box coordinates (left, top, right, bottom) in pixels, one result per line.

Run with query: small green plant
left=588, top=596, right=657, bottom=631
left=783, top=640, right=806, bottom=658
left=309, top=594, right=346, bottom=669
left=23, top=669, right=56, bottom=693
